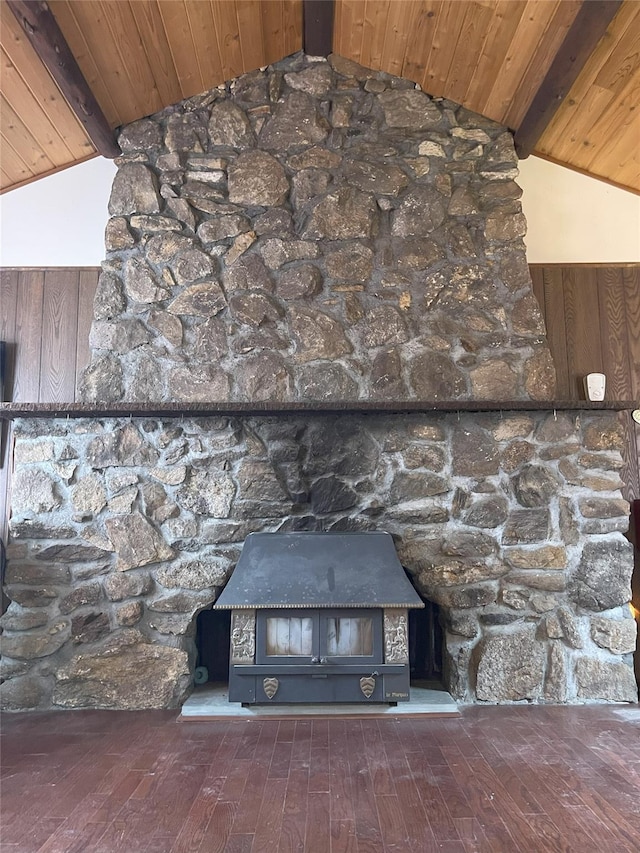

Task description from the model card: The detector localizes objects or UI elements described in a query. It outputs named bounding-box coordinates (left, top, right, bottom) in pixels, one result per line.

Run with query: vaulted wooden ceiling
left=1, top=0, right=638, bottom=195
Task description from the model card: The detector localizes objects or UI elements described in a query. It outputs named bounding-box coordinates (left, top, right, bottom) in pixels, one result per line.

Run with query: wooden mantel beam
left=6, top=0, right=120, bottom=159
left=303, top=0, right=335, bottom=58
left=515, top=0, right=623, bottom=159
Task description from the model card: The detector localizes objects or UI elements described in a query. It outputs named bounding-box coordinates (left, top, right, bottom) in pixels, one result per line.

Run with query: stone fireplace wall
left=1, top=410, right=636, bottom=710
left=2, top=53, right=636, bottom=710
left=79, top=52, right=555, bottom=404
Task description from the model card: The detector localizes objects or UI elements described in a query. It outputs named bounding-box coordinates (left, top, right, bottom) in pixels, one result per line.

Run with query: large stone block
left=156, top=559, right=229, bottom=591
left=512, top=465, right=559, bottom=508
left=228, top=150, right=289, bottom=206
left=78, top=354, right=124, bottom=402
left=410, top=353, right=466, bottom=400
left=178, top=470, right=236, bottom=517
left=392, top=187, right=446, bottom=236
left=59, top=583, right=102, bottom=615
left=289, top=307, right=352, bottom=361
left=378, top=89, right=442, bottom=129
left=72, top=474, right=107, bottom=515
left=208, top=101, right=254, bottom=148
left=4, top=562, right=70, bottom=585
left=108, top=163, right=161, bottom=215
left=298, top=362, right=359, bottom=401
left=105, top=512, right=174, bottom=571
left=303, top=187, right=377, bottom=240
left=476, top=630, right=545, bottom=701
left=1, top=620, right=69, bottom=660
left=502, top=509, right=550, bottom=545
left=259, top=91, right=328, bottom=150
left=11, top=468, right=60, bottom=514
left=0, top=604, right=49, bottom=631
left=87, top=424, right=159, bottom=467
left=53, top=631, right=191, bottom=709
left=104, top=571, right=153, bottom=601
left=451, top=425, right=499, bottom=477
left=575, top=658, right=637, bottom=702
left=0, top=676, right=46, bottom=710
left=569, top=538, right=634, bottom=612
left=590, top=617, right=637, bottom=655
left=235, top=351, right=292, bottom=402
left=168, top=365, right=231, bottom=403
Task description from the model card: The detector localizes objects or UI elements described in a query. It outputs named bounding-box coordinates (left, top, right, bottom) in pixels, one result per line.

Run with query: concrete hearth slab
left=179, top=683, right=459, bottom=720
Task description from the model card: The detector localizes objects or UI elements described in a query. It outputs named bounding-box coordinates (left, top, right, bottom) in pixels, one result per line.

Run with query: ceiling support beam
left=303, top=0, right=335, bottom=58
left=514, top=0, right=623, bottom=159
left=6, top=0, right=120, bottom=158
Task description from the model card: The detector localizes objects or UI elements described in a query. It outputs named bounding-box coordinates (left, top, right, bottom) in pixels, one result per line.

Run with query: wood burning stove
left=214, top=532, right=424, bottom=704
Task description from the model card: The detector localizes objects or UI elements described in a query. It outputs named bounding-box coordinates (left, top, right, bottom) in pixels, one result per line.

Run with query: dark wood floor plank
left=167, top=787, right=219, bottom=853
left=36, top=820, right=109, bottom=853
left=0, top=817, right=65, bottom=853
left=146, top=761, right=209, bottom=845
left=307, top=746, right=330, bottom=793
left=303, top=790, right=330, bottom=853
left=189, top=800, right=236, bottom=853
left=268, top=738, right=293, bottom=779
left=278, top=763, right=309, bottom=853
left=331, top=819, right=358, bottom=853
left=221, top=834, right=253, bottom=853
left=328, top=720, right=355, bottom=823
left=375, top=793, right=409, bottom=850
left=290, top=720, right=312, bottom=763
left=218, top=759, right=257, bottom=808
left=440, top=745, right=523, bottom=852
left=2, top=707, right=640, bottom=853
left=361, top=719, right=395, bottom=796
left=227, top=761, right=269, bottom=835
left=345, top=721, right=384, bottom=849
left=250, top=776, right=287, bottom=853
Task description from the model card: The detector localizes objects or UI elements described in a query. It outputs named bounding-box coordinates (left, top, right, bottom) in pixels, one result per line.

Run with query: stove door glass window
left=326, top=617, right=373, bottom=656
left=265, top=616, right=314, bottom=656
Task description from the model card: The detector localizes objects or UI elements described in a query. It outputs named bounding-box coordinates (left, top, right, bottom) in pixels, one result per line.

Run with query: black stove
left=214, top=532, right=424, bottom=704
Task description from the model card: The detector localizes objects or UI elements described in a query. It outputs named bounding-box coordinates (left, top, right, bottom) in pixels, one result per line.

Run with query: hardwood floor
left=1, top=705, right=639, bottom=852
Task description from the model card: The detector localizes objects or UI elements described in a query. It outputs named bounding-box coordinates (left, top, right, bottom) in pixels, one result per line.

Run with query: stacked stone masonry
left=2, top=53, right=636, bottom=709
left=1, top=411, right=636, bottom=709
left=80, top=52, right=555, bottom=404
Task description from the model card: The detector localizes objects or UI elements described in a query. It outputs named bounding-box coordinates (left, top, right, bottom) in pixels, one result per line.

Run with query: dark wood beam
left=515, top=0, right=623, bottom=159
left=6, top=0, right=120, bottom=158
left=303, top=0, right=335, bottom=57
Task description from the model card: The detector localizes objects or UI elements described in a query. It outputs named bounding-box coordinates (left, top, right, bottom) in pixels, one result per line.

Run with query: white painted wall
left=0, top=154, right=638, bottom=266
left=517, top=156, right=640, bottom=264
left=0, top=157, right=117, bottom=267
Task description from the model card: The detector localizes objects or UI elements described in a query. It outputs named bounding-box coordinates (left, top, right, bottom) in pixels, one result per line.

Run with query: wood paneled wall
left=529, top=265, right=640, bottom=401
left=530, top=264, right=640, bottom=502
left=0, top=267, right=98, bottom=403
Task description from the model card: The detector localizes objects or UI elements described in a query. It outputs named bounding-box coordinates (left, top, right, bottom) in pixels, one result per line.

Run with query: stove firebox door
left=231, top=608, right=389, bottom=704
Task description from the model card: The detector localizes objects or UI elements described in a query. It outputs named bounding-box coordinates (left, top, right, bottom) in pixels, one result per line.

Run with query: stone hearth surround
left=1, top=52, right=636, bottom=709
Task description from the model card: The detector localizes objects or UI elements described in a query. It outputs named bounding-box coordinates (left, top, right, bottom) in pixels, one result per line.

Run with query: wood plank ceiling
left=1, top=0, right=638, bottom=194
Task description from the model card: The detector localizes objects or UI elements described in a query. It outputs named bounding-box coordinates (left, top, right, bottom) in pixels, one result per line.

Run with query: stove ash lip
left=214, top=531, right=425, bottom=611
